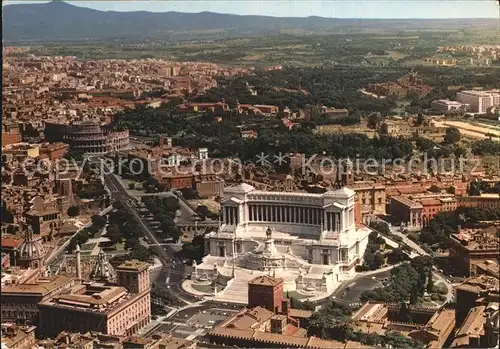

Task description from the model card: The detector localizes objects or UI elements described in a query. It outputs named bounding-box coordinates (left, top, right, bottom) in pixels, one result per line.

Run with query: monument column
left=75, top=244, right=82, bottom=280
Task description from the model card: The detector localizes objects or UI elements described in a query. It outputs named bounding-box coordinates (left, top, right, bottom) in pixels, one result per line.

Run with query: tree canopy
left=117, top=104, right=414, bottom=164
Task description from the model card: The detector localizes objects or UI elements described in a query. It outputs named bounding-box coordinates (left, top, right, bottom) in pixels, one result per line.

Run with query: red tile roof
left=1, top=235, right=24, bottom=249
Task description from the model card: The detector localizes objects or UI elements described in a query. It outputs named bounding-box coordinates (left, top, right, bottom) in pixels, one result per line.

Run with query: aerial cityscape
left=1, top=1, right=499, bottom=348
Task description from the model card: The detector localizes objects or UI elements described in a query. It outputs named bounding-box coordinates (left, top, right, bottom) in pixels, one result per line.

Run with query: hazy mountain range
left=3, top=1, right=498, bottom=42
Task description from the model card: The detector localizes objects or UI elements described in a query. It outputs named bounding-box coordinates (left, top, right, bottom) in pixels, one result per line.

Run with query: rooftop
left=1, top=324, right=36, bottom=348
left=289, top=308, right=314, bottom=319
left=0, top=235, right=24, bottom=249
left=156, top=334, right=195, bottom=349
left=391, top=195, right=423, bottom=209
left=456, top=275, right=499, bottom=294
left=2, top=275, right=73, bottom=296
left=249, top=275, right=283, bottom=287
left=38, top=282, right=136, bottom=314
left=475, top=260, right=499, bottom=278
left=116, top=259, right=150, bottom=272
left=352, top=302, right=388, bottom=322
left=450, top=227, right=500, bottom=251
left=426, top=308, right=455, bottom=334
left=420, top=198, right=441, bottom=206
left=433, top=99, right=466, bottom=105
left=452, top=305, right=486, bottom=348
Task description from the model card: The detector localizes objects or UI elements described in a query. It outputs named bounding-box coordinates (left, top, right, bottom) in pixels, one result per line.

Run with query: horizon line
left=3, top=0, right=500, bottom=19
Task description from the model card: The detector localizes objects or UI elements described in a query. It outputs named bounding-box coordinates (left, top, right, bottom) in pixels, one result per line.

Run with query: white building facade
left=193, top=183, right=371, bottom=301
left=456, top=90, right=500, bottom=114
left=430, top=99, right=469, bottom=113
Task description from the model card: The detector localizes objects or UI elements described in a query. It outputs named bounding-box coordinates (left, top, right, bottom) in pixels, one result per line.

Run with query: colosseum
left=45, top=120, right=129, bottom=154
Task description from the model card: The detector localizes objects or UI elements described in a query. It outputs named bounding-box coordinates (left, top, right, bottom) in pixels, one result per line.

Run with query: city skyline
left=3, top=0, right=500, bottom=19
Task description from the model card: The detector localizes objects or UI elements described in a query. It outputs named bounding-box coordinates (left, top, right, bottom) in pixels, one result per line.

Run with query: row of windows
left=2, top=310, right=36, bottom=319
left=361, top=198, right=383, bottom=205
left=109, top=298, right=148, bottom=333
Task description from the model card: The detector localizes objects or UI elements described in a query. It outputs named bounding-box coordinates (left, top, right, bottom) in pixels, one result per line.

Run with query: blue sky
left=4, top=1, right=499, bottom=18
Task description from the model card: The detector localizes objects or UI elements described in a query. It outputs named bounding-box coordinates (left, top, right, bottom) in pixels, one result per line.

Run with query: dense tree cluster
left=195, top=205, right=218, bottom=220
left=404, top=67, right=499, bottom=112
left=179, top=188, right=200, bottom=200
left=180, top=234, right=206, bottom=263
left=468, top=180, right=500, bottom=196
left=307, top=300, right=423, bottom=348
left=198, top=67, right=402, bottom=114
left=312, top=114, right=361, bottom=126
left=359, top=256, right=433, bottom=304
left=76, top=182, right=106, bottom=200
left=443, top=127, right=461, bottom=144
left=369, top=221, right=391, bottom=235
left=63, top=150, right=84, bottom=162
left=142, top=177, right=166, bottom=193
left=142, top=196, right=181, bottom=243
left=67, top=205, right=80, bottom=217
left=471, top=139, right=500, bottom=156
left=66, top=214, right=107, bottom=253
left=99, top=201, right=154, bottom=262
left=418, top=207, right=500, bottom=249
left=118, top=105, right=414, bottom=163
left=289, top=297, right=315, bottom=311
left=359, top=230, right=386, bottom=271
left=307, top=301, right=353, bottom=340
left=387, top=247, right=409, bottom=265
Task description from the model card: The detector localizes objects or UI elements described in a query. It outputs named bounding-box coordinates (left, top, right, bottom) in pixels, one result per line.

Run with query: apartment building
left=456, top=90, right=500, bottom=114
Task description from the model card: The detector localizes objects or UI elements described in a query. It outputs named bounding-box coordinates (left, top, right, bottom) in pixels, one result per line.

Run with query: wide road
left=384, top=218, right=454, bottom=302
left=92, top=157, right=199, bottom=304
left=315, top=269, right=392, bottom=308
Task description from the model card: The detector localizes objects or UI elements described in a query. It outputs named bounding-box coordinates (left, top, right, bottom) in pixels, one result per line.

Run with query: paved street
left=384, top=218, right=454, bottom=303
left=389, top=225, right=429, bottom=257
left=129, top=190, right=198, bottom=221
left=312, top=268, right=392, bottom=309
left=143, top=300, right=244, bottom=340
left=96, top=155, right=455, bottom=312
left=93, top=157, right=200, bottom=303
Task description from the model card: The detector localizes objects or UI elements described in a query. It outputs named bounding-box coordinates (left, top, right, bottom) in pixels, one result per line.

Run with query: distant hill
left=3, top=1, right=498, bottom=42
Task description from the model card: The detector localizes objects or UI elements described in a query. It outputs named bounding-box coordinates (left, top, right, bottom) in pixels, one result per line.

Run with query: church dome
left=17, top=226, right=45, bottom=268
